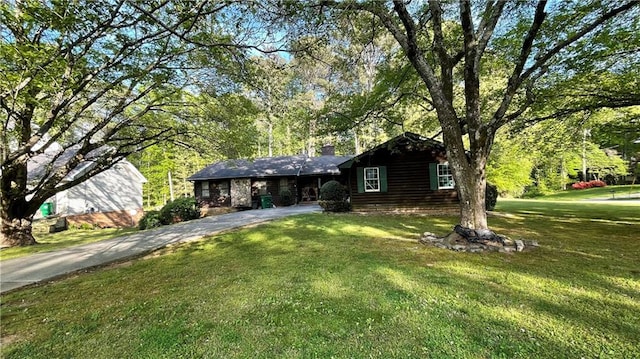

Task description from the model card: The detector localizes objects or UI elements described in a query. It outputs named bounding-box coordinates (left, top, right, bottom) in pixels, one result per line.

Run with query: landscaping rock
left=501, top=237, right=514, bottom=246
left=418, top=225, right=537, bottom=253
left=525, top=240, right=539, bottom=247
left=421, top=232, right=440, bottom=242
left=49, top=217, right=68, bottom=233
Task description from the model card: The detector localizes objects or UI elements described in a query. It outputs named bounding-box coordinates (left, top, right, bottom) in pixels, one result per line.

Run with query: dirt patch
left=0, top=334, right=22, bottom=347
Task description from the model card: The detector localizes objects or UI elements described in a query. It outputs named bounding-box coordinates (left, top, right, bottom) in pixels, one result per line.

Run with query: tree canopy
left=0, top=0, right=255, bottom=246
left=2, top=0, right=639, bottom=247
left=276, top=0, right=640, bottom=230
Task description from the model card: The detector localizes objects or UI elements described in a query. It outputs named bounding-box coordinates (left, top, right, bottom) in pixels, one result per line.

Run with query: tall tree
left=245, top=54, right=292, bottom=157
left=291, top=0, right=640, bottom=230
left=312, top=21, right=412, bottom=153
left=245, top=53, right=328, bottom=157
left=0, top=0, right=248, bottom=246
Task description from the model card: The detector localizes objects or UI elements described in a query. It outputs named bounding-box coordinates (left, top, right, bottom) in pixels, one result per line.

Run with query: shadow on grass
left=0, top=227, right=137, bottom=261
left=176, top=214, right=639, bottom=357
left=1, top=213, right=639, bottom=358
left=496, top=199, right=640, bottom=225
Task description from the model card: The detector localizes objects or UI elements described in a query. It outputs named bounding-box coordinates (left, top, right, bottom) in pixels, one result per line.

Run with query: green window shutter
left=356, top=167, right=364, bottom=193
left=429, top=163, right=438, bottom=190
left=379, top=166, right=388, bottom=192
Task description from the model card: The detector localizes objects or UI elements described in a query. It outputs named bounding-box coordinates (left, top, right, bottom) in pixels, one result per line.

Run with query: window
left=253, top=181, right=267, bottom=195
left=218, top=181, right=229, bottom=196
left=364, top=167, right=380, bottom=192
left=201, top=181, right=210, bottom=198
left=357, top=166, right=387, bottom=193
left=437, top=163, right=455, bottom=189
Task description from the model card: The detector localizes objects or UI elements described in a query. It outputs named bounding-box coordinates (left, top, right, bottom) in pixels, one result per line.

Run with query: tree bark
left=1, top=155, right=40, bottom=246
left=0, top=214, right=37, bottom=247
left=454, top=161, right=488, bottom=230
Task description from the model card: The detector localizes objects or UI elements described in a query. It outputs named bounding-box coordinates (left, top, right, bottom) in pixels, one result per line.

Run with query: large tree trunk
left=442, top=128, right=491, bottom=230
left=376, top=1, right=495, bottom=230
left=1, top=212, right=37, bottom=247
left=1, top=155, right=39, bottom=247
left=454, top=165, right=488, bottom=230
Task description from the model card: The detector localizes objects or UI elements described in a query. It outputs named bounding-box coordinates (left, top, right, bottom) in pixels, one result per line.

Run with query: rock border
left=419, top=226, right=539, bottom=253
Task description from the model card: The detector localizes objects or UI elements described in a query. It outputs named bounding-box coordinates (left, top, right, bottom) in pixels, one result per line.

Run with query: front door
left=231, top=179, right=251, bottom=207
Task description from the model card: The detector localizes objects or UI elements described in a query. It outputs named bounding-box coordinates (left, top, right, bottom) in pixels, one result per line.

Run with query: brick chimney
left=321, top=145, right=335, bottom=156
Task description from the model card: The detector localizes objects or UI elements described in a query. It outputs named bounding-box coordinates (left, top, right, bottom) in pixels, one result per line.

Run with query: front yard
left=1, top=201, right=638, bottom=358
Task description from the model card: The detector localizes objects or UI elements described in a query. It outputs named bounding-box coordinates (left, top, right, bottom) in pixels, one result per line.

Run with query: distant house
left=29, top=145, right=146, bottom=227
left=187, top=146, right=352, bottom=208
left=337, top=132, right=459, bottom=212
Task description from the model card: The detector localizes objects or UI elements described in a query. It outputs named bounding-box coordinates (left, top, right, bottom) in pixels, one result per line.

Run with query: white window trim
left=437, top=163, right=455, bottom=189
left=364, top=167, right=380, bottom=192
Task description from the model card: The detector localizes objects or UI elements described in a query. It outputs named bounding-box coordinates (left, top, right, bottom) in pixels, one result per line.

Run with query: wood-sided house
left=188, top=148, right=352, bottom=208
left=338, top=132, right=459, bottom=212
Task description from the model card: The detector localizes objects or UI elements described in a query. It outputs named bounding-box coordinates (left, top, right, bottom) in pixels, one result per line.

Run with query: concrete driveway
left=0, top=205, right=321, bottom=294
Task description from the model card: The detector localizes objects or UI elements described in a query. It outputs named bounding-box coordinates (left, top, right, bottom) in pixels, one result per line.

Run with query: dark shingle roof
left=338, top=132, right=445, bottom=169
left=253, top=156, right=308, bottom=177
left=187, top=154, right=353, bottom=181
left=299, top=156, right=354, bottom=176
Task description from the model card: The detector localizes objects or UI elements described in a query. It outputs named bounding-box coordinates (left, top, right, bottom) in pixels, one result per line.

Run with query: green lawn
left=535, top=184, right=640, bottom=201
left=1, top=204, right=639, bottom=358
left=0, top=222, right=136, bottom=261
left=495, top=198, right=640, bottom=224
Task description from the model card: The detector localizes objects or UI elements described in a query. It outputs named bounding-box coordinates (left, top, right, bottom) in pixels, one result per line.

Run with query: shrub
left=319, top=180, right=350, bottom=212
left=159, top=197, right=200, bottom=225
left=70, top=222, right=94, bottom=230
left=319, top=200, right=352, bottom=212
left=320, top=180, right=346, bottom=201
left=486, top=182, right=498, bottom=211
left=571, top=180, right=607, bottom=190
left=79, top=223, right=95, bottom=230
left=521, top=185, right=545, bottom=199
left=571, top=182, right=584, bottom=190
left=138, top=210, right=162, bottom=230
left=279, top=189, right=295, bottom=206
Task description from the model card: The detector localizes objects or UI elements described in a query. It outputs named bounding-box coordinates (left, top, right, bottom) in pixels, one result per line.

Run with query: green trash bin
left=40, top=202, right=53, bottom=217
left=260, top=195, right=273, bottom=209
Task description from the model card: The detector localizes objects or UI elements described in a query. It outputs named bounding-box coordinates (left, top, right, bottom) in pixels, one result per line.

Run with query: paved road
left=0, top=205, right=321, bottom=294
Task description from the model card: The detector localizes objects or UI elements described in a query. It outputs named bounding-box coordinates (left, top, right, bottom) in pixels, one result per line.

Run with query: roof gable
left=27, top=144, right=143, bottom=184
left=338, top=132, right=447, bottom=168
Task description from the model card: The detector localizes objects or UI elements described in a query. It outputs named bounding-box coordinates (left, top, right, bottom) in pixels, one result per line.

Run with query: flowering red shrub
left=571, top=182, right=587, bottom=189
left=571, top=180, right=607, bottom=190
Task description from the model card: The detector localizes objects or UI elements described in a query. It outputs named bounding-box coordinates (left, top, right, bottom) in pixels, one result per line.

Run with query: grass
left=1, top=202, right=639, bottom=358
left=495, top=198, right=640, bottom=224
left=535, top=184, right=640, bottom=201
left=2, top=184, right=635, bottom=261
left=0, top=220, right=136, bottom=261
